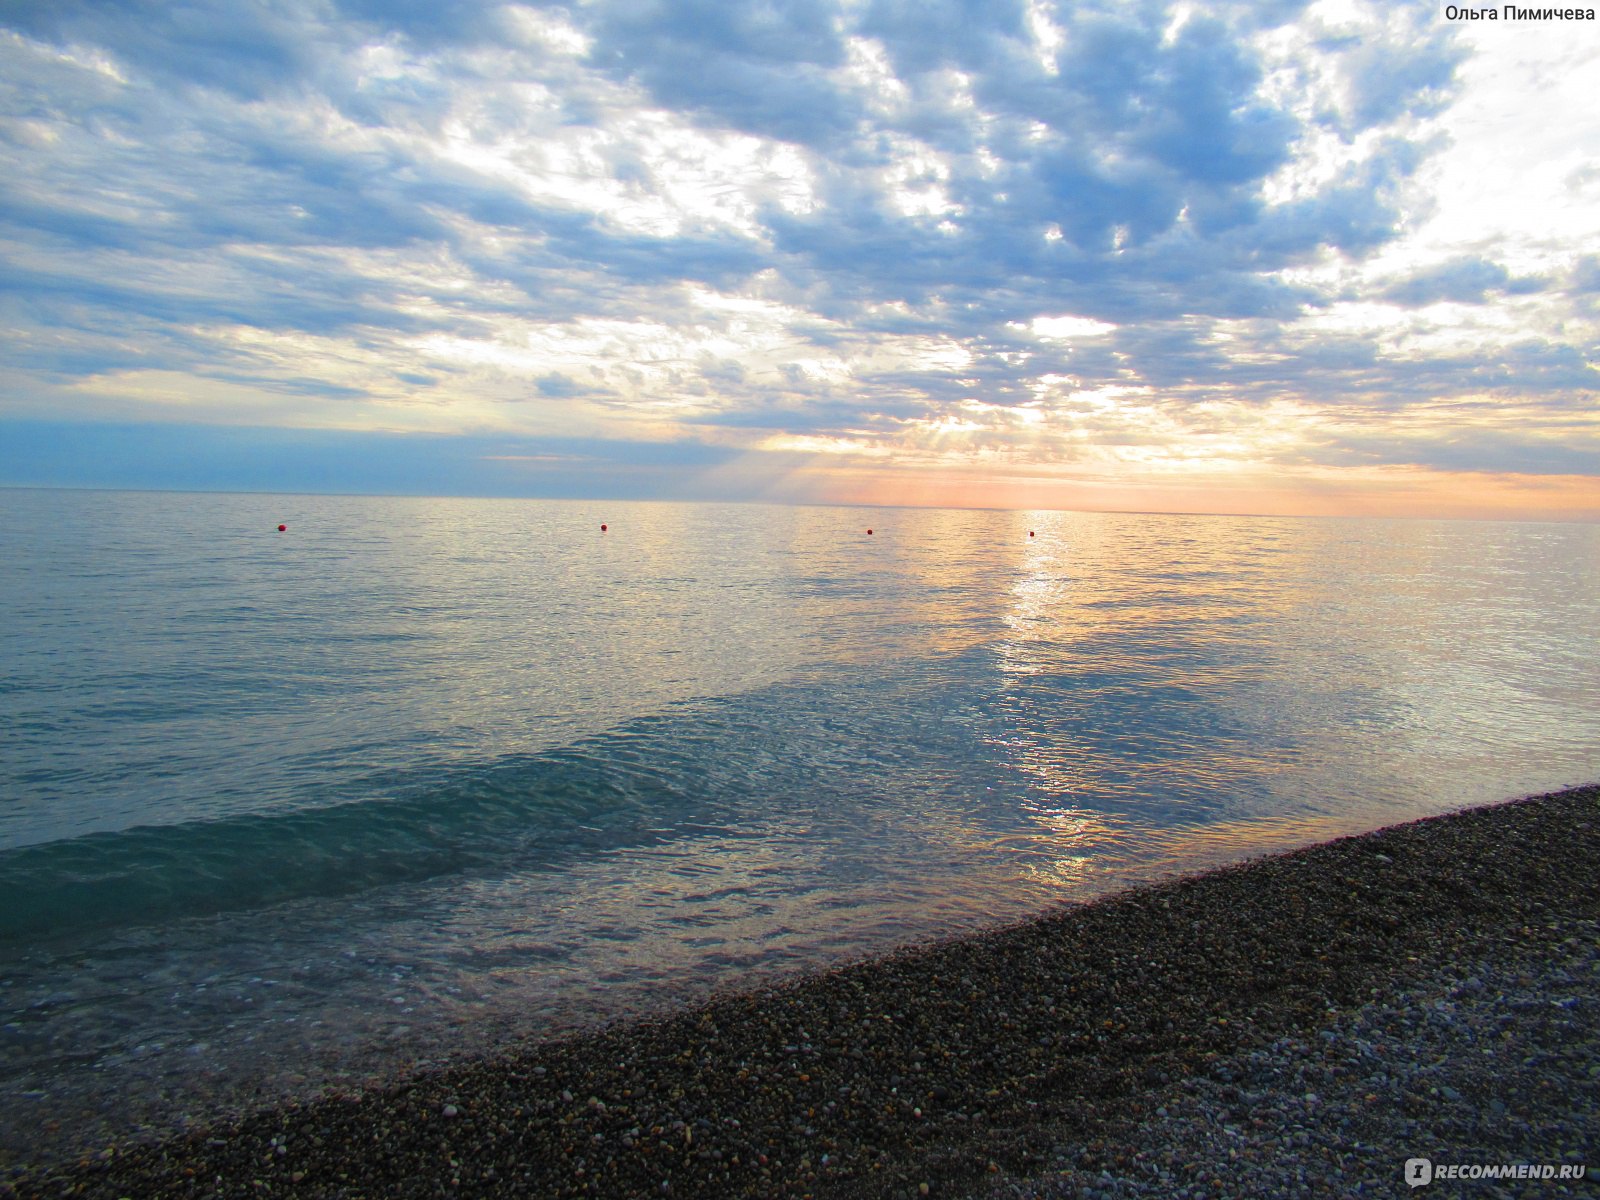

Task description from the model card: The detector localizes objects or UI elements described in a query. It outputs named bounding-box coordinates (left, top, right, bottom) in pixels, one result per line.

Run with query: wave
left=0, top=633, right=1336, bottom=951
left=0, top=737, right=706, bottom=947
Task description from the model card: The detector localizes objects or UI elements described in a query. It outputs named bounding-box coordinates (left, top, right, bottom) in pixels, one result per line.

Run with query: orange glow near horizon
left=752, top=460, right=1600, bottom=522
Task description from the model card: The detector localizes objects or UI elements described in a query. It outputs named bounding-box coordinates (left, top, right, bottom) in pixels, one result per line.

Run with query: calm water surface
left=2, top=489, right=1597, bottom=1157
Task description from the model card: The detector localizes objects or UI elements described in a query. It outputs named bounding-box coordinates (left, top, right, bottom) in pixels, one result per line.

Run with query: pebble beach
left=6, top=783, right=1596, bottom=1199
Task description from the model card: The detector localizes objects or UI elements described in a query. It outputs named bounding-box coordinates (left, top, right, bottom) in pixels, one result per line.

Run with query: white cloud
left=1027, top=316, right=1119, bottom=340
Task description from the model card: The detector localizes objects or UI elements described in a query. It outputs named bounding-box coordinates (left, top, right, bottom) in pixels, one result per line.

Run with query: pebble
left=975, top=903, right=1598, bottom=1194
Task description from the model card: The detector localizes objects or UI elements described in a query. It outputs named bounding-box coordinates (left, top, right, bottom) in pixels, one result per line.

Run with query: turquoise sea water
left=2, top=488, right=1598, bottom=1157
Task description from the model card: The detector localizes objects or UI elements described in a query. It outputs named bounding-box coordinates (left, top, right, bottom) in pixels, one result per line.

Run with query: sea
left=2, top=488, right=1597, bottom=1160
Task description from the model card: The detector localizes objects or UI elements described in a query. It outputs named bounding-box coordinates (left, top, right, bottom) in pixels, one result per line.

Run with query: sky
left=1, top=0, right=1597, bottom=519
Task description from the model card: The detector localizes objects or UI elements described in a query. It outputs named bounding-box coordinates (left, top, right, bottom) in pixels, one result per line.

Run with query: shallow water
left=2, top=490, right=1597, bottom=1158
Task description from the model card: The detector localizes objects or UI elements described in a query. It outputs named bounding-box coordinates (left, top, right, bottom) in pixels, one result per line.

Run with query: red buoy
left=1029, top=530, right=1035, bottom=537
left=600, top=523, right=608, bottom=532
left=277, top=524, right=286, bottom=532
left=867, top=528, right=873, bottom=535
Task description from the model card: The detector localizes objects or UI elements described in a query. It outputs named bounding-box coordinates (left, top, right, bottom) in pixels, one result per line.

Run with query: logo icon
left=1406, top=1158, right=1434, bottom=1188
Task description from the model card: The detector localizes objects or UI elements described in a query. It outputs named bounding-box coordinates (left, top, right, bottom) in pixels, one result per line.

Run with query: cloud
left=1331, top=9, right=1466, bottom=130
left=0, top=0, right=1594, bottom=515
left=533, top=372, right=585, bottom=397
left=1312, top=428, right=1600, bottom=476
left=1381, top=256, right=1540, bottom=306
left=0, top=1, right=329, bottom=100
left=586, top=0, right=858, bottom=148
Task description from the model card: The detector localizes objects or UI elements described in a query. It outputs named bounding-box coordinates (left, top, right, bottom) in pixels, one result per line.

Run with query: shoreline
left=6, top=783, right=1597, bottom=1198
